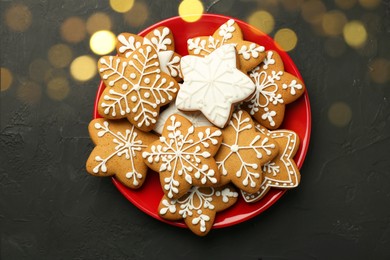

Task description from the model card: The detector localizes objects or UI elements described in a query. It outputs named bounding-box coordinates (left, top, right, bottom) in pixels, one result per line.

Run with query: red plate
left=93, top=14, right=311, bottom=228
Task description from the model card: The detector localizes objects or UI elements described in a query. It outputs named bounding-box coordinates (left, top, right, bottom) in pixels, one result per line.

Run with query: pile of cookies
left=86, top=19, right=305, bottom=236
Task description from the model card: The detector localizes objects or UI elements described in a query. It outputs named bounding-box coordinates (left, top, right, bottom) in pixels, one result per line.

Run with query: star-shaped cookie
left=243, top=50, right=306, bottom=129
left=86, top=118, right=158, bottom=188
left=116, top=26, right=182, bottom=81
left=242, top=123, right=301, bottom=203
left=97, top=45, right=180, bottom=132
left=176, top=44, right=256, bottom=128
left=158, top=185, right=238, bottom=236
left=187, top=19, right=266, bottom=72
left=142, top=114, right=223, bottom=200
left=215, top=110, right=279, bottom=193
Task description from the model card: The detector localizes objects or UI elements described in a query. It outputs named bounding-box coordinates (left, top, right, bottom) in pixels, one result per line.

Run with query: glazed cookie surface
left=158, top=185, right=238, bottom=236
left=142, top=114, right=223, bottom=200
left=86, top=118, right=158, bottom=189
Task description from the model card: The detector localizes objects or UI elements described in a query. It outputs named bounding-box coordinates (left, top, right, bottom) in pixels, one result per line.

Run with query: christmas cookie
left=242, top=124, right=301, bottom=203
left=116, top=26, right=182, bottom=81
left=176, top=44, right=256, bottom=128
left=158, top=185, right=238, bottom=236
left=97, top=45, right=180, bottom=132
left=86, top=118, right=158, bottom=188
left=187, top=19, right=265, bottom=72
left=142, top=114, right=223, bottom=199
left=153, top=101, right=213, bottom=135
left=243, top=50, right=306, bottom=129
left=215, top=110, right=279, bottom=193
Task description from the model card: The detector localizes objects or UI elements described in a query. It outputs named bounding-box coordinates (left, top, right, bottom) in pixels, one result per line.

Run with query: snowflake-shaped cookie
left=86, top=118, right=158, bottom=188
left=158, top=185, right=238, bottom=236
left=215, top=110, right=279, bottom=193
left=187, top=19, right=266, bottom=72
left=243, top=50, right=306, bottom=129
left=176, top=44, right=255, bottom=128
left=116, top=26, right=182, bottom=81
left=97, top=45, right=179, bottom=132
left=142, top=114, right=223, bottom=199
left=242, top=124, right=301, bottom=203
left=153, top=101, right=213, bottom=135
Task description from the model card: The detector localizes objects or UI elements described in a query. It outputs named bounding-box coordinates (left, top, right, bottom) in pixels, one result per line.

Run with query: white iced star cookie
left=176, top=44, right=256, bottom=128
left=153, top=102, right=213, bottom=135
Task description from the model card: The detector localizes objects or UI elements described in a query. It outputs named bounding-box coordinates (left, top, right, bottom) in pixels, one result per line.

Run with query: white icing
left=154, top=102, right=213, bottom=135
left=262, top=51, right=276, bottom=70
left=143, top=27, right=172, bottom=52
left=142, top=115, right=222, bottom=198
left=176, top=44, right=255, bottom=128
left=238, top=43, right=265, bottom=60
left=282, top=79, right=303, bottom=95
left=117, top=34, right=142, bottom=57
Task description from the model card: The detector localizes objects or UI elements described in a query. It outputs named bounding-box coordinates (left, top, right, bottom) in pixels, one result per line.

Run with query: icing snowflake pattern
left=176, top=44, right=255, bottom=128
left=142, top=114, right=222, bottom=199
left=215, top=110, right=279, bottom=193
left=98, top=45, right=179, bottom=131
left=159, top=186, right=238, bottom=235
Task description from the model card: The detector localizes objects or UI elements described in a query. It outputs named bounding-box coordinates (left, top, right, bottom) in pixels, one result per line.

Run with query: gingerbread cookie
left=215, top=110, right=279, bottom=193
left=242, top=124, right=301, bottom=202
left=158, top=185, right=238, bottom=236
left=142, top=114, right=223, bottom=199
left=97, top=45, right=180, bottom=132
left=176, top=44, right=255, bottom=128
left=153, top=101, right=213, bottom=135
left=86, top=118, right=158, bottom=188
left=117, top=26, right=182, bottom=81
left=243, top=50, right=306, bottom=129
left=187, top=19, right=265, bottom=72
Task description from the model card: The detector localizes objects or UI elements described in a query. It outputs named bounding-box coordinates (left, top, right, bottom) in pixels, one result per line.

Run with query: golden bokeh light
left=110, top=0, right=135, bottom=13
left=70, top=55, right=97, bottom=82
left=44, top=68, right=67, bottom=83
left=335, top=0, right=357, bottom=9
left=281, top=0, right=304, bottom=12
left=48, top=44, right=73, bottom=68
left=178, top=0, right=204, bottom=23
left=247, top=10, right=275, bottom=34
left=5, top=3, right=32, bottom=32
left=343, top=20, right=367, bottom=48
left=322, top=10, right=347, bottom=36
left=61, top=17, right=86, bottom=43
left=124, top=2, right=149, bottom=27
left=359, top=0, right=381, bottom=9
left=46, top=77, right=70, bottom=101
left=324, top=37, right=346, bottom=57
left=274, top=28, right=298, bottom=52
left=328, top=102, right=352, bottom=127
left=86, top=12, right=112, bottom=35
left=1, top=67, right=13, bottom=92
left=301, top=0, right=326, bottom=25
left=90, top=30, right=116, bottom=55
left=29, top=59, right=51, bottom=82
left=17, top=81, right=42, bottom=105
left=369, top=58, right=390, bottom=84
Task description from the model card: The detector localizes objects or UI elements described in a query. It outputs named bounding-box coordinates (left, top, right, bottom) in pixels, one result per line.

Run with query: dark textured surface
left=1, top=0, right=390, bottom=259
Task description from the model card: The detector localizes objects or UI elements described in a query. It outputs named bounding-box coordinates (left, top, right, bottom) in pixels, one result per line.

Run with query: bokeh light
left=123, top=2, right=149, bottom=27
left=44, top=68, right=67, bottom=83
left=90, top=30, right=116, bottom=55
left=70, top=55, right=97, bottom=82
left=247, top=10, right=275, bottom=34
left=46, top=77, right=70, bottom=101
left=324, top=37, right=346, bottom=57
left=301, top=0, right=326, bottom=25
left=1, top=67, right=13, bottom=92
left=322, top=10, right=348, bottom=36
left=369, top=58, right=390, bottom=84
left=17, top=81, right=42, bottom=105
left=343, top=20, right=367, bottom=48
left=359, top=0, right=381, bottom=9
left=86, top=12, right=112, bottom=35
left=110, top=0, right=134, bottom=13
left=335, top=0, right=357, bottom=9
left=60, top=17, right=86, bottom=43
left=274, top=28, right=298, bottom=52
left=328, top=102, right=352, bottom=127
left=5, top=3, right=32, bottom=32
left=178, top=0, right=204, bottom=23
left=29, top=59, right=51, bottom=82
left=48, top=44, right=73, bottom=68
